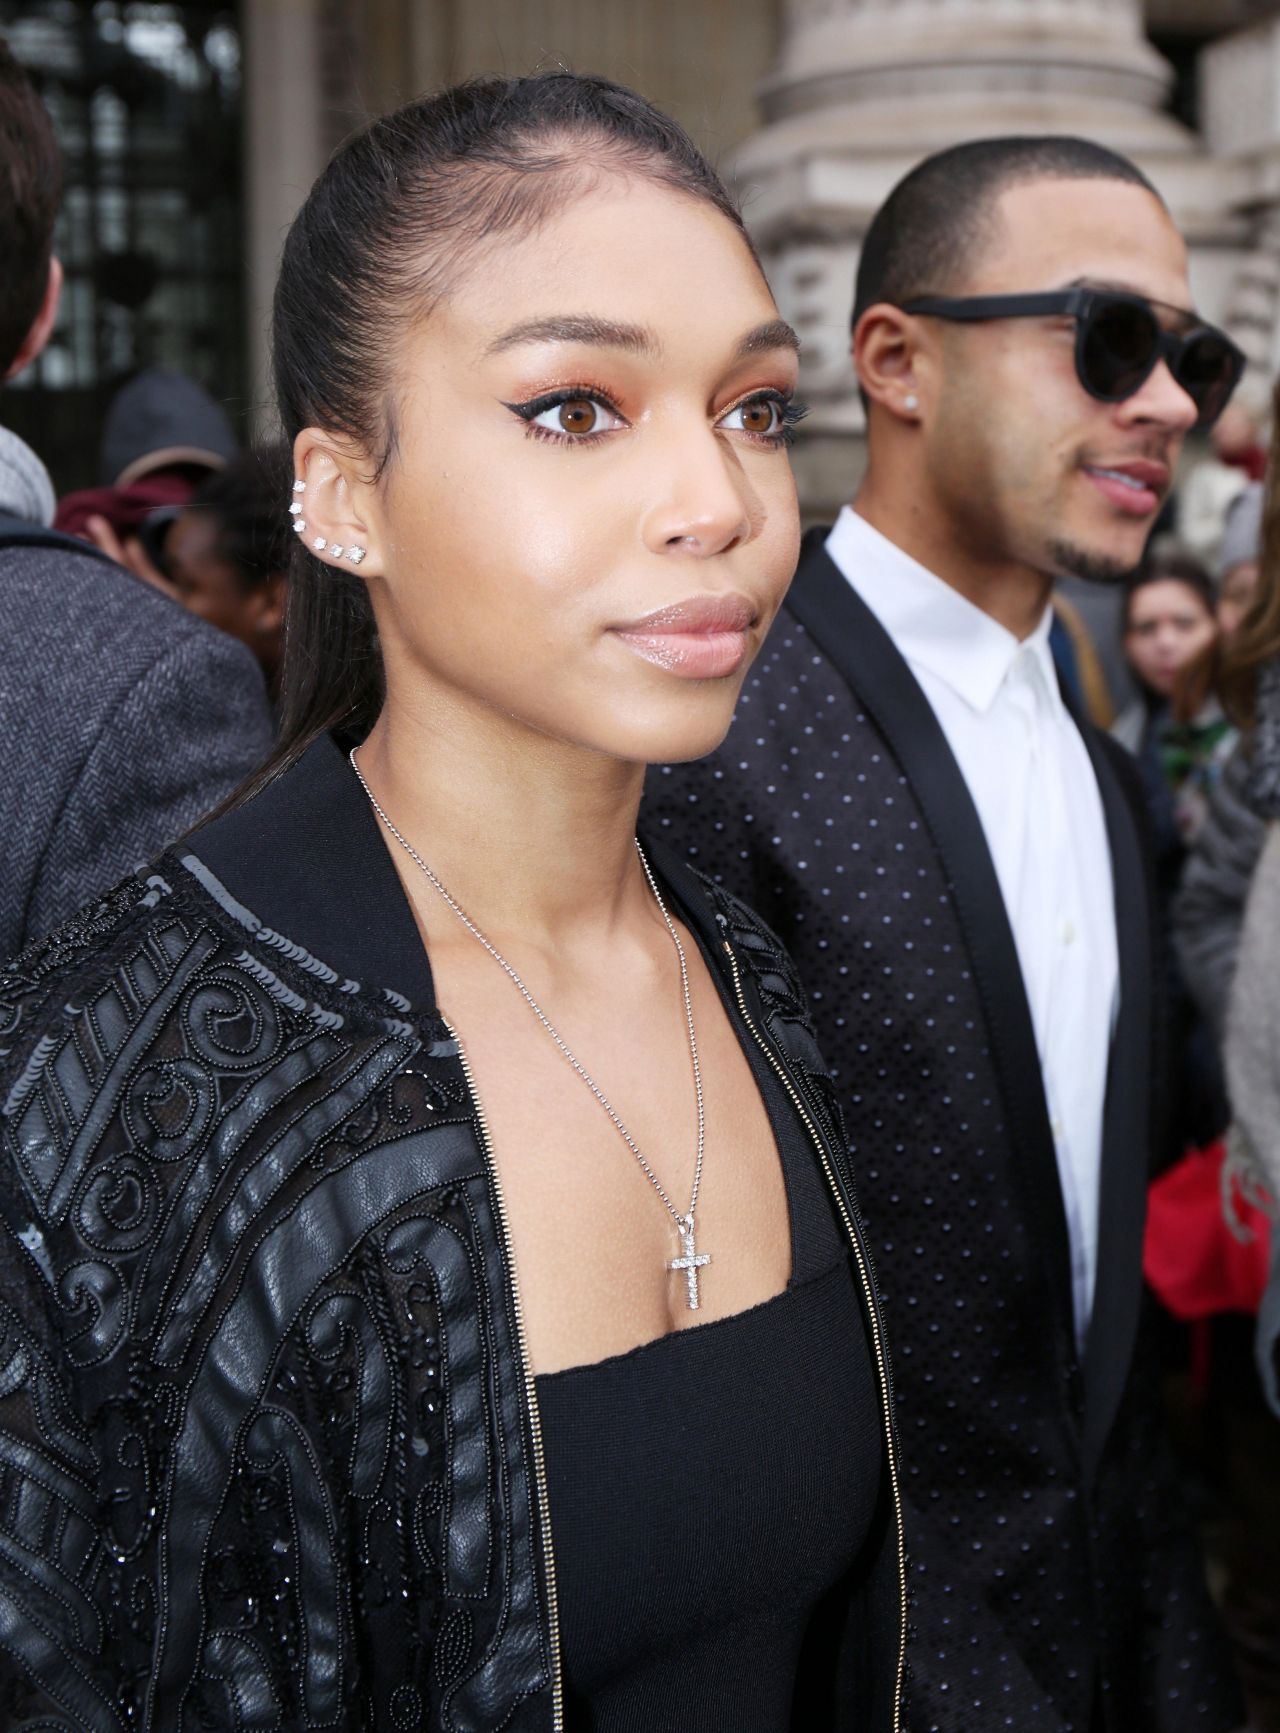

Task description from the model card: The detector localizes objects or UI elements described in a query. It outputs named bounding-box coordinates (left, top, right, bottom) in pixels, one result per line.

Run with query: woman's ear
left=290, top=430, right=382, bottom=575
left=852, top=302, right=929, bottom=425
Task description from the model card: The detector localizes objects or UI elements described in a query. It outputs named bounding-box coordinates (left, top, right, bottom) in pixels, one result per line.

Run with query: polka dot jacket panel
left=644, top=550, right=1243, bottom=1733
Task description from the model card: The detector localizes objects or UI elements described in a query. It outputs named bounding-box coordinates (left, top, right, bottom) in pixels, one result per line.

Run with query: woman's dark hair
left=246, top=71, right=754, bottom=798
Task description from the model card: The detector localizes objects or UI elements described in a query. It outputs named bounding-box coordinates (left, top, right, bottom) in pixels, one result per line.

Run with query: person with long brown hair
left=0, top=72, right=905, bottom=1730
left=1173, top=405, right=1280, bottom=1041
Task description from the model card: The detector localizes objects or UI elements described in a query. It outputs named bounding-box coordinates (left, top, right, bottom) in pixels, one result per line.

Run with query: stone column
left=243, top=0, right=325, bottom=434
left=735, top=0, right=1235, bottom=516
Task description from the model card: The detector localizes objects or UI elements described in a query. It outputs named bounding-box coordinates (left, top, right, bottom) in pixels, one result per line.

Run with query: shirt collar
left=824, top=504, right=1059, bottom=718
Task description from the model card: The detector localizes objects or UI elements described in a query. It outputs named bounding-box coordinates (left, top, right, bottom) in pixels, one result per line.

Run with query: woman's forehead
left=421, top=179, right=778, bottom=359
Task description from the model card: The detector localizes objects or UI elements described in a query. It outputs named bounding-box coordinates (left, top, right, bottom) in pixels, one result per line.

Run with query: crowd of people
left=1, top=32, right=1279, bottom=1733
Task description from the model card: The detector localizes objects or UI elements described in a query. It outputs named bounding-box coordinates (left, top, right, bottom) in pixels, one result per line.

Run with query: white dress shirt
left=825, top=506, right=1120, bottom=1346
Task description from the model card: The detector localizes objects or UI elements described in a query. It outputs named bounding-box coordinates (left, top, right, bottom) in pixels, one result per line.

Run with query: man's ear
left=852, top=301, right=929, bottom=425
left=5, top=257, right=63, bottom=381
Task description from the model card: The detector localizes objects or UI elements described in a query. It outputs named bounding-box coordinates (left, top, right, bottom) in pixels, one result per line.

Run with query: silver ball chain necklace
left=349, top=747, right=712, bottom=1309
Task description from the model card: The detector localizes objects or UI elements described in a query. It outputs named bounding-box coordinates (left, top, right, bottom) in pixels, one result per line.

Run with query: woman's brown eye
left=739, top=399, right=778, bottom=435
left=557, top=399, right=599, bottom=434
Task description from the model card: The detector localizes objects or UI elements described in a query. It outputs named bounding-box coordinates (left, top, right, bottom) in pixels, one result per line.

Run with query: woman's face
left=1123, top=577, right=1216, bottom=698
left=335, top=176, right=801, bottom=766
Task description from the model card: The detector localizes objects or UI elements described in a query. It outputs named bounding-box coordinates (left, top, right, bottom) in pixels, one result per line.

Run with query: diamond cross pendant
left=669, top=1215, right=710, bottom=1311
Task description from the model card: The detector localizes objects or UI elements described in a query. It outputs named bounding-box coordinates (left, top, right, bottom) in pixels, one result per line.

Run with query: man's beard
left=1046, top=537, right=1140, bottom=587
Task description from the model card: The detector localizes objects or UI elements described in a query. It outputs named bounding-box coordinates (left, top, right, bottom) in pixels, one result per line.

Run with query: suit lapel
left=784, top=532, right=1078, bottom=1352
left=1076, top=724, right=1152, bottom=1478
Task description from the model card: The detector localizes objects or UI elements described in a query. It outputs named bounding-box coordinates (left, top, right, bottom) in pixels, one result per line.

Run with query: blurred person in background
left=1167, top=432, right=1280, bottom=1733
left=1114, top=549, right=1232, bottom=851
left=1179, top=393, right=1268, bottom=571
left=0, top=37, right=270, bottom=957
left=1174, top=440, right=1280, bottom=1048
left=54, top=363, right=238, bottom=556
left=91, top=445, right=291, bottom=697
left=1113, top=551, right=1233, bottom=1153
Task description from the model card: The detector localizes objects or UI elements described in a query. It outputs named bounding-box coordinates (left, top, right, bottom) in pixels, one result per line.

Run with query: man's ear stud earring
left=904, top=393, right=919, bottom=412
left=348, top=546, right=366, bottom=565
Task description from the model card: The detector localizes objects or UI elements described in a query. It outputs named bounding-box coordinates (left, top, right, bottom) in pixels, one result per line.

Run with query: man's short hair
left=852, top=136, right=1162, bottom=332
left=0, top=39, right=62, bottom=374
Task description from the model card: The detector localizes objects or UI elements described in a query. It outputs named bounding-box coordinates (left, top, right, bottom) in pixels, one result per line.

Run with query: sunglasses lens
left=1079, top=299, right=1159, bottom=400
left=1175, top=331, right=1240, bottom=426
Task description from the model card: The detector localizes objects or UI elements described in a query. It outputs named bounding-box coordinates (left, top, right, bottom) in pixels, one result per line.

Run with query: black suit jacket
left=645, top=528, right=1240, bottom=1733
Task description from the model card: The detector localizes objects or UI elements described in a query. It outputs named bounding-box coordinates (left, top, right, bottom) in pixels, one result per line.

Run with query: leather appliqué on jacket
left=0, top=873, right=552, bottom=1731
left=701, top=876, right=853, bottom=1184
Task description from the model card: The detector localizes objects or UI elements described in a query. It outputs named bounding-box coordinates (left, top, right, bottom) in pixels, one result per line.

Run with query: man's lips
left=611, top=594, right=758, bottom=680
left=1082, top=458, right=1170, bottom=518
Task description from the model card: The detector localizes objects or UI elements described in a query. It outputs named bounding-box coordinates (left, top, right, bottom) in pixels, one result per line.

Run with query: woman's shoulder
left=0, top=853, right=421, bottom=1145
left=2, top=852, right=415, bottom=1067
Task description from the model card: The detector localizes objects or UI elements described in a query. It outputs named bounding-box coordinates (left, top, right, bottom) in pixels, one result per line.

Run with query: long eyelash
left=732, top=391, right=810, bottom=448
left=501, top=385, right=623, bottom=448
left=773, top=397, right=809, bottom=448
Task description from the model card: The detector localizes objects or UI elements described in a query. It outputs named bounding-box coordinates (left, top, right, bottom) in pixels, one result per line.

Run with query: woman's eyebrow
left=484, top=314, right=802, bottom=359
left=733, top=319, right=801, bottom=359
left=486, top=315, right=658, bottom=356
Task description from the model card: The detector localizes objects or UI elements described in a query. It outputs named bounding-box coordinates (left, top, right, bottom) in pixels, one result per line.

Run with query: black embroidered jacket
left=0, top=737, right=906, bottom=1732
left=646, top=529, right=1244, bottom=1733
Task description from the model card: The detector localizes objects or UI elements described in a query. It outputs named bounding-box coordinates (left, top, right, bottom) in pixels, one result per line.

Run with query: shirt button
left=1061, top=917, right=1076, bottom=946
left=1051, top=1116, right=1065, bottom=1141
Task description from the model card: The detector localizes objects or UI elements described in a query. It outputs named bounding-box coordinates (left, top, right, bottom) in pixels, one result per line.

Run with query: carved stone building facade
left=242, top=0, right=1280, bottom=510
left=737, top=0, right=1280, bottom=510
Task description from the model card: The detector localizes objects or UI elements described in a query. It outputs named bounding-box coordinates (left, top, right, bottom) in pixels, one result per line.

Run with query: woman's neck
left=356, top=694, right=652, bottom=952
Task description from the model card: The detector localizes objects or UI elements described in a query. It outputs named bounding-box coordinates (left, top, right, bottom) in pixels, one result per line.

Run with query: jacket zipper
left=445, top=1018, right=564, bottom=1732
left=722, top=939, right=908, bottom=1733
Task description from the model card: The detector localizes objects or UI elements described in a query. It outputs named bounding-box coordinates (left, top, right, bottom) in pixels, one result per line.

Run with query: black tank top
left=535, top=1054, right=882, bottom=1731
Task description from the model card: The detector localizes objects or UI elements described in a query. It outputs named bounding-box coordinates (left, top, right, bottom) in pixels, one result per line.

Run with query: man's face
left=919, top=177, right=1200, bottom=587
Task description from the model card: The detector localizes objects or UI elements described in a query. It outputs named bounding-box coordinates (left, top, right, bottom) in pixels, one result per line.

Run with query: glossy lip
left=1081, top=457, right=1170, bottom=518
left=610, top=592, right=758, bottom=680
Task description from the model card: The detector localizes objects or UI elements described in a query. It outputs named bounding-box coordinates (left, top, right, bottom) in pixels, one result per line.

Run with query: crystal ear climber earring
left=289, top=479, right=306, bottom=532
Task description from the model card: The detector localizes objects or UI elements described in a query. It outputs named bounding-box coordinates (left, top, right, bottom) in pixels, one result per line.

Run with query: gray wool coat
left=0, top=426, right=272, bottom=960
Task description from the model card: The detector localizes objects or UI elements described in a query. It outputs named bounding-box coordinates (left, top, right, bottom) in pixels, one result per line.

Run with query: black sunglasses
left=898, top=288, right=1245, bottom=428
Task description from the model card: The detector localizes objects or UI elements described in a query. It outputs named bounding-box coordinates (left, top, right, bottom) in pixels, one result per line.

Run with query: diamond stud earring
left=347, top=546, right=366, bottom=565
left=313, top=536, right=327, bottom=551
left=292, top=479, right=306, bottom=493
left=293, top=519, right=306, bottom=533
left=329, top=543, right=344, bottom=558
left=904, top=393, right=919, bottom=411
